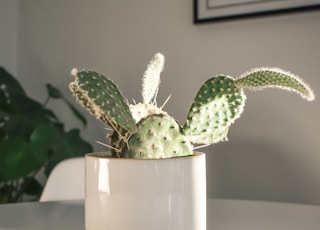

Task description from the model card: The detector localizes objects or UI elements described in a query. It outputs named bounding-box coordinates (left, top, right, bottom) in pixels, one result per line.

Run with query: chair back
left=40, top=157, right=85, bottom=202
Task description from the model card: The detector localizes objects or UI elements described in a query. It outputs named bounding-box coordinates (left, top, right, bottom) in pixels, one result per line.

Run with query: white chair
left=40, top=157, right=85, bottom=202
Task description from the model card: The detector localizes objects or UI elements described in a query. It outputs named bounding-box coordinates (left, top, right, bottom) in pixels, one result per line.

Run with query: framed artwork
left=194, top=0, right=320, bottom=23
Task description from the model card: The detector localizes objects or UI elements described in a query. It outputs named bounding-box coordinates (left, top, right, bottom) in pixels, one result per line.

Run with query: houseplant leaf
left=30, top=123, right=92, bottom=176
left=0, top=137, right=44, bottom=181
left=0, top=67, right=26, bottom=95
left=0, top=67, right=92, bottom=203
left=21, top=177, right=43, bottom=196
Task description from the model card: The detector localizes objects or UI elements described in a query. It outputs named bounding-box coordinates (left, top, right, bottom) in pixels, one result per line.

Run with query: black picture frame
left=194, top=0, right=320, bottom=23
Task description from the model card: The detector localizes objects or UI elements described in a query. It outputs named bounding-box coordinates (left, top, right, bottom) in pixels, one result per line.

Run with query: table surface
left=1, top=199, right=320, bottom=230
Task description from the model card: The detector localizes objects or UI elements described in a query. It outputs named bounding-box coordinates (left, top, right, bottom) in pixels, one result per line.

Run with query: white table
left=1, top=199, right=320, bottom=229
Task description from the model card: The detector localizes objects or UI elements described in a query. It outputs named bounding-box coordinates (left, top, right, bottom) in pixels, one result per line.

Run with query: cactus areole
left=69, top=53, right=315, bottom=159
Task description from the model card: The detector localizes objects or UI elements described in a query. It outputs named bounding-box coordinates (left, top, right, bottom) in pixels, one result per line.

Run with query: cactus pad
left=70, top=69, right=137, bottom=133
left=110, top=103, right=167, bottom=157
left=123, top=114, right=193, bottom=159
left=235, top=68, right=315, bottom=101
left=183, top=75, right=246, bottom=144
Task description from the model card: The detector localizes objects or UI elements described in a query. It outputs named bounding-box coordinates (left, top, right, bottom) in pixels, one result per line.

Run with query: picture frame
left=194, top=0, right=320, bottom=23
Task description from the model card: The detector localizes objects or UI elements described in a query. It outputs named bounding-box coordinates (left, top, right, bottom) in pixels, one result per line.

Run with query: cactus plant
left=69, top=53, right=314, bottom=159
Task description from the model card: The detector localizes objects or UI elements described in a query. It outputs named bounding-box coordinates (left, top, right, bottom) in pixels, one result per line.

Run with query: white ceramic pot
left=85, top=152, right=206, bottom=230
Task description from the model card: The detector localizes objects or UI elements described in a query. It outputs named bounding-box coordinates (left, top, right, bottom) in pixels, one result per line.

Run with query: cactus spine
left=69, top=53, right=314, bottom=159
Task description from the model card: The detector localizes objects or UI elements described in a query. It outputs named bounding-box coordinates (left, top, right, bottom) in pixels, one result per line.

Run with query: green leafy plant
left=69, top=53, right=314, bottom=159
left=0, top=67, right=92, bottom=203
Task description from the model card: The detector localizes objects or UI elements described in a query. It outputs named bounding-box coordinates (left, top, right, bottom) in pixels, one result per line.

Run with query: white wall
left=17, top=0, right=320, bottom=205
left=0, top=0, right=19, bottom=75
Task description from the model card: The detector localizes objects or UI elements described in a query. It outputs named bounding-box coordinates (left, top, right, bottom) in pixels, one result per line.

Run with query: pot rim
left=85, top=151, right=204, bottom=161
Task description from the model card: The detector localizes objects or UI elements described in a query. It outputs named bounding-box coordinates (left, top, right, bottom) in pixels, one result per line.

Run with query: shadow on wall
left=206, top=140, right=315, bottom=205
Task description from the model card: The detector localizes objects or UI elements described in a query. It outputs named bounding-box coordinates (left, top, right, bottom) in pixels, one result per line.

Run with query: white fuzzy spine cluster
left=141, top=53, right=165, bottom=104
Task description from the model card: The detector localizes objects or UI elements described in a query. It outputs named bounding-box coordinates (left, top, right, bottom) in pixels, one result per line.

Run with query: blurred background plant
left=0, top=67, right=92, bottom=203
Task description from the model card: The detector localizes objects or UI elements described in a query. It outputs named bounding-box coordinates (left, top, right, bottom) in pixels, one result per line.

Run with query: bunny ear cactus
left=69, top=69, right=137, bottom=134
left=183, top=75, right=246, bottom=145
left=69, top=53, right=315, bottom=159
left=235, top=67, right=315, bottom=101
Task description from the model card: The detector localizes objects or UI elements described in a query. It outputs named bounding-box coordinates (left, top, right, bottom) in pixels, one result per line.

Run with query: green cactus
left=123, top=114, right=193, bottom=159
left=183, top=75, right=246, bottom=145
left=70, top=69, right=137, bottom=134
left=69, top=53, right=315, bottom=159
left=235, top=67, right=315, bottom=101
